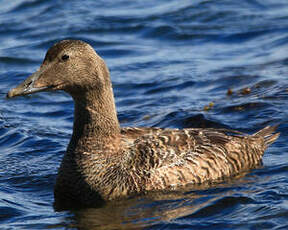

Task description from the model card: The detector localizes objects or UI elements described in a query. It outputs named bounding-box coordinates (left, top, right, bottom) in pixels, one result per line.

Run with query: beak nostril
left=23, top=79, right=34, bottom=93
left=26, top=80, right=33, bottom=87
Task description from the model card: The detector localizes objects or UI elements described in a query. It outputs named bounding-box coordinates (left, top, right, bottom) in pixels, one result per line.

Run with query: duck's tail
left=253, top=125, right=280, bottom=148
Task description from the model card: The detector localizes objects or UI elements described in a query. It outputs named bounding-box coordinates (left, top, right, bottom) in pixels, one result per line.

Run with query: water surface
left=1, top=0, right=288, bottom=229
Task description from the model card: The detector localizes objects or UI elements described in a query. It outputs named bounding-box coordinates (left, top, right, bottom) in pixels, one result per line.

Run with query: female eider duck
left=7, top=40, right=279, bottom=210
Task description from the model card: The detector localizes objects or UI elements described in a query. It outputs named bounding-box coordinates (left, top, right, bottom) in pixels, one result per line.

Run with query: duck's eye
left=61, top=54, right=69, bottom=61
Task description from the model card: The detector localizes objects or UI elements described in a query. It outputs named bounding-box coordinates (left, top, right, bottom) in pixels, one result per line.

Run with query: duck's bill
left=6, top=70, right=50, bottom=98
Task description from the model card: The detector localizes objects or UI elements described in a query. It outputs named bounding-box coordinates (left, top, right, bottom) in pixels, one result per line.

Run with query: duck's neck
left=68, top=87, right=120, bottom=153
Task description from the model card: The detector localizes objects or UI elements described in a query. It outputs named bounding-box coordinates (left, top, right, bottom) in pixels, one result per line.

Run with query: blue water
left=1, top=0, right=288, bottom=229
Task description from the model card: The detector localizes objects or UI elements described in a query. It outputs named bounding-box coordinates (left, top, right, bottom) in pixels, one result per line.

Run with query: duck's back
left=123, top=126, right=279, bottom=191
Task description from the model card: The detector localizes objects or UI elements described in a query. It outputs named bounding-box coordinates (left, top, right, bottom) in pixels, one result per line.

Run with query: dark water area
left=1, top=0, right=288, bottom=229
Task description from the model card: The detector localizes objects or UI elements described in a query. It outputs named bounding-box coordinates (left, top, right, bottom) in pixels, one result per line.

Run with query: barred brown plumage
left=7, top=40, right=280, bottom=210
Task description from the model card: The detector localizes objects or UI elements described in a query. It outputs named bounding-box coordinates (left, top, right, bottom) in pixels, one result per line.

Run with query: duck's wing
left=124, top=126, right=278, bottom=191
left=128, top=128, right=233, bottom=170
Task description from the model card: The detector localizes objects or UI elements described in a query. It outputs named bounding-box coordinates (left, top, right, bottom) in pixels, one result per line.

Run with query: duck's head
left=7, top=40, right=110, bottom=99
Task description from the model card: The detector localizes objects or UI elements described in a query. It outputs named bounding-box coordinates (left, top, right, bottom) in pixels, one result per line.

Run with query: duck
left=7, top=40, right=279, bottom=210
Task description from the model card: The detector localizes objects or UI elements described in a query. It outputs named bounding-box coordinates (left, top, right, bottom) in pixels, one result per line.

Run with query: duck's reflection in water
left=70, top=175, right=257, bottom=230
